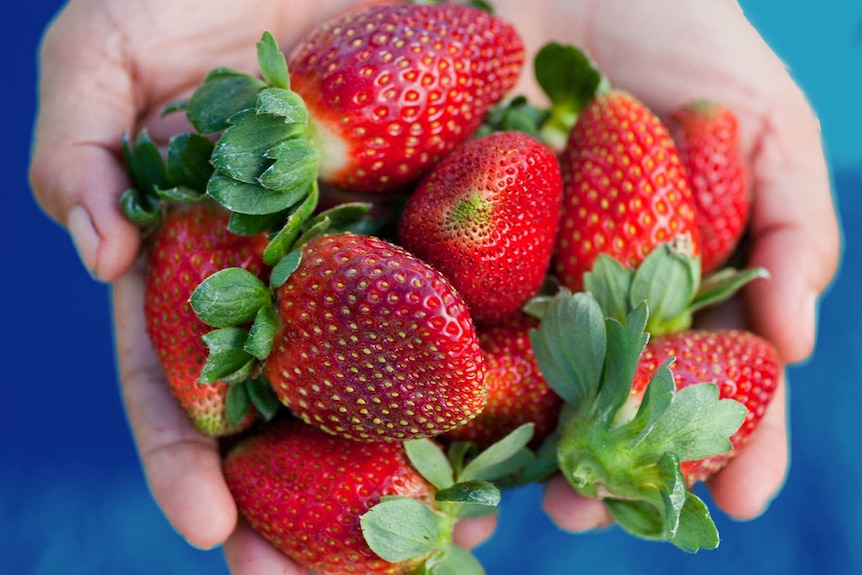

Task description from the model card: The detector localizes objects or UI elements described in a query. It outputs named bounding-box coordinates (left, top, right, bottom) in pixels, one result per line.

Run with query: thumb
left=29, top=5, right=141, bottom=282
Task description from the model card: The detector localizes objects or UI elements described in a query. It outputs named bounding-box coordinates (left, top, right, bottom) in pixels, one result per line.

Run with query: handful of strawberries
left=120, top=1, right=780, bottom=572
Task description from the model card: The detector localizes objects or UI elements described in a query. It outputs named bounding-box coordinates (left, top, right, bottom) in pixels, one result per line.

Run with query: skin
left=30, top=0, right=840, bottom=571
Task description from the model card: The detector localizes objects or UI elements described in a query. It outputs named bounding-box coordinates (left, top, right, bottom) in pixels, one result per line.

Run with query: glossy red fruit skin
left=553, top=91, right=700, bottom=292
left=632, top=329, right=780, bottom=484
left=398, top=131, right=563, bottom=326
left=444, top=315, right=563, bottom=449
left=264, top=232, right=487, bottom=442
left=288, top=2, right=525, bottom=194
left=224, top=418, right=435, bottom=575
left=144, top=204, right=269, bottom=436
left=669, top=102, right=750, bottom=275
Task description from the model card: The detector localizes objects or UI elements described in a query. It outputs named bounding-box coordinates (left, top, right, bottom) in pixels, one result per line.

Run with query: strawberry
left=668, top=100, right=750, bottom=275
left=632, top=329, right=779, bottom=485
left=397, top=131, right=562, bottom=325
left=530, top=290, right=760, bottom=551
left=266, top=232, right=486, bottom=442
left=193, top=232, right=488, bottom=442
left=224, top=418, right=436, bottom=575
left=553, top=90, right=700, bottom=293
left=286, top=2, right=525, bottom=193
left=224, top=417, right=535, bottom=575
left=444, top=314, right=562, bottom=448
left=144, top=203, right=269, bottom=436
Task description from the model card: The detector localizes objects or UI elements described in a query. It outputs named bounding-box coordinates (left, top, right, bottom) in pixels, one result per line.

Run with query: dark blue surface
left=4, top=2, right=860, bottom=574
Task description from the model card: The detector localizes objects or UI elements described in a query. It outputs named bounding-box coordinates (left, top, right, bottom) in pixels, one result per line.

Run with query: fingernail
left=68, top=205, right=102, bottom=281
left=800, top=289, right=819, bottom=358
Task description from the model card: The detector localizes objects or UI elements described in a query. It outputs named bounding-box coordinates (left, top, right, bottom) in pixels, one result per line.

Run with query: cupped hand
left=31, top=0, right=494, bottom=573
left=497, top=0, right=840, bottom=530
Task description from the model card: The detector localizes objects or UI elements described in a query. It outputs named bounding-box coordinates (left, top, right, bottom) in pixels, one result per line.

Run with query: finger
left=707, top=370, right=789, bottom=519
left=30, top=6, right=140, bottom=282
left=112, top=263, right=237, bottom=549
left=741, top=77, right=840, bottom=364
left=541, top=475, right=613, bottom=533
left=223, top=519, right=309, bottom=575
left=453, top=516, right=498, bottom=549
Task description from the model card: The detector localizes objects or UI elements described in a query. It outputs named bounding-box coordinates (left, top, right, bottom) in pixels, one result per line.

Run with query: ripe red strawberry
left=632, top=329, right=779, bottom=484
left=553, top=90, right=700, bottom=292
left=263, top=232, right=487, bottom=442
left=224, top=416, right=529, bottom=575
left=398, top=131, right=562, bottom=325
left=668, top=101, right=750, bottom=275
left=287, top=2, right=525, bottom=193
left=144, top=204, right=269, bottom=436
left=444, top=314, right=562, bottom=448
left=224, top=418, right=436, bottom=575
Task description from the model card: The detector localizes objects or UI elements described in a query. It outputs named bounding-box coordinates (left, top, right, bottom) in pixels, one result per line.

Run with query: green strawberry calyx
left=480, top=42, right=609, bottom=150
left=119, top=130, right=214, bottom=226
left=361, top=424, right=535, bottom=574
left=543, top=237, right=767, bottom=337
left=528, top=290, right=747, bottom=552
left=524, top=240, right=767, bottom=337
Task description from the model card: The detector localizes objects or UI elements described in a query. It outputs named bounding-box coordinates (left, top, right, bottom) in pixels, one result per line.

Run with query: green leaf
left=605, top=499, right=665, bottom=541
left=656, top=452, right=687, bottom=539
left=246, top=375, right=282, bottom=421
left=446, top=441, right=478, bottom=480
left=119, top=187, right=161, bottom=227
left=623, top=359, right=675, bottom=443
left=632, top=383, right=747, bottom=464
left=459, top=424, right=535, bottom=482
left=306, top=202, right=374, bottom=234
left=520, top=294, right=553, bottom=321
left=165, top=133, right=215, bottom=192
left=207, top=173, right=306, bottom=215
left=515, top=432, right=560, bottom=485
left=257, top=88, right=308, bottom=123
left=629, top=244, right=700, bottom=334
left=221, top=359, right=256, bottom=385
left=211, top=109, right=300, bottom=185
left=426, top=546, right=485, bottom=575
left=256, top=32, right=290, bottom=90
left=186, top=68, right=266, bottom=134
left=669, top=491, right=720, bottom=552
left=199, top=328, right=254, bottom=383
left=154, top=186, right=203, bottom=203
left=270, top=249, right=304, bottom=289
left=584, top=255, right=635, bottom=323
left=228, top=210, right=288, bottom=236
left=529, top=290, right=606, bottom=411
left=534, top=42, right=609, bottom=149
left=477, top=95, right=549, bottom=139
left=127, top=130, right=169, bottom=198
left=293, top=214, right=332, bottom=249
left=435, top=481, right=500, bottom=507
left=263, top=183, right=319, bottom=266
left=245, top=305, right=278, bottom=361
left=190, top=268, right=272, bottom=328
left=360, top=497, right=443, bottom=563
left=161, top=99, right=188, bottom=116
left=690, top=266, right=770, bottom=313
left=595, top=305, right=649, bottom=426
left=226, top=381, right=251, bottom=427
left=404, top=438, right=455, bottom=490
left=259, top=135, right=320, bottom=193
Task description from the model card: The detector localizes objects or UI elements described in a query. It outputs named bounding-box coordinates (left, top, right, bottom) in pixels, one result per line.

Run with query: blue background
left=4, top=1, right=860, bottom=574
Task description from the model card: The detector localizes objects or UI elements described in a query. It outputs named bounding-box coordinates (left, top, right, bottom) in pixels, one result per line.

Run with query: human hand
left=494, top=0, right=840, bottom=529
left=30, top=0, right=497, bottom=572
